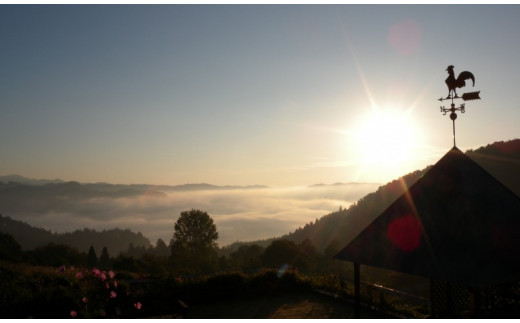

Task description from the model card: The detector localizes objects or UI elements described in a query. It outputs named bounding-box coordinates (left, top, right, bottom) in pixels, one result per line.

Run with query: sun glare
left=349, top=107, right=420, bottom=180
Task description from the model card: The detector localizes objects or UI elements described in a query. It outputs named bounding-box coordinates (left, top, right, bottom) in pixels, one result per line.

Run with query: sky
left=2, top=4, right=520, bottom=188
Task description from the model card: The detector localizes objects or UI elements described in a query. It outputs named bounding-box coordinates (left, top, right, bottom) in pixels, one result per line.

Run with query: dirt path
left=185, top=291, right=392, bottom=319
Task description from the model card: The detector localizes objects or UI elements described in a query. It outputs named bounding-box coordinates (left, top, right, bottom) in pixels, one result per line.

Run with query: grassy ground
left=181, top=291, right=393, bottom=319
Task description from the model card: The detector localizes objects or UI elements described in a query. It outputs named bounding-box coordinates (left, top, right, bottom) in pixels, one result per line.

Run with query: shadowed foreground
left=159, top=292, right=393, bottom=319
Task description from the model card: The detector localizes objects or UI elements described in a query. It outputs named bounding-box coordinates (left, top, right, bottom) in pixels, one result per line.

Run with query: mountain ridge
left=1, top=174, right=380, bottom=191
left=0, top=174, right=65, bottom=185
left=1, top=139, right=519, bottom=255
left=0, top=175, right=270, bottom=191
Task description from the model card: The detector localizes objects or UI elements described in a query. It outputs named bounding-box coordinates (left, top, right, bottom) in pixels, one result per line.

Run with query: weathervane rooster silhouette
left=445, top=65, right=475, bottom=99
left=438, top=65, right=481, bottom=147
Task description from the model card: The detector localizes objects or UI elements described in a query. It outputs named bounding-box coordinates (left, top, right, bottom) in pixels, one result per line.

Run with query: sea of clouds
left=6, top=183, right=381, bottom=247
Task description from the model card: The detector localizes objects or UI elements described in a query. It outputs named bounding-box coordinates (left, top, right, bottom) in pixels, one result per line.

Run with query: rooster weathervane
left=438, top=65, right=481, bottom=147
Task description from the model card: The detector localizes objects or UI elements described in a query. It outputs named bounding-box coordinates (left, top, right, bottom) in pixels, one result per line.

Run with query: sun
left=349, top=107, right=421, bottom=180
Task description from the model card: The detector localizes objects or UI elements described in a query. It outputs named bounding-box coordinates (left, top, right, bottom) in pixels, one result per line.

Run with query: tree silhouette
left=0, top=232, right=22, bottom=262
left=99, top=246, right=110, bottom=268
left=261, top=239, right=311, bottom=271
left=30, top=243, right=84, bottom=267
left=87, top=245, right=98, bottom=268
left=324, top=239, right=340, bottom=258
left=171, top=209, right=219, bottom=273
left=153, top=238, right=170, bottom=257
left=230, top=244, right=264, bottom=269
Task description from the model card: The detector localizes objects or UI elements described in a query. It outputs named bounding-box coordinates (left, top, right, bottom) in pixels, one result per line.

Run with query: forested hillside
left=0, top=214, right=150, bottom=255
left=466, top=139, right=520, bottom=197
left=281, top=169, right=427, bottom=253
left=279, top=139, right=520, bottom=253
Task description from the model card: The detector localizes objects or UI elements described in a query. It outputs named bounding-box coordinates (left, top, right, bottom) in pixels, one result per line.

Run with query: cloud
left=3, top=183, right=380, bottom=246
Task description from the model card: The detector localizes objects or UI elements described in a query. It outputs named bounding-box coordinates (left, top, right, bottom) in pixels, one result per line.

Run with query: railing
left=311, top=275, right=431, bottom=318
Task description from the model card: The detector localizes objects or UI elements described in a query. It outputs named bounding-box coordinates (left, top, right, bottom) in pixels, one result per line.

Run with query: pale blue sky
left=2, top=5, right=520, bottom=186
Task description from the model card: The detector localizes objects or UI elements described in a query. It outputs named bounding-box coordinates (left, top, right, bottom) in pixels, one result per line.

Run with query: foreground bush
left=0, top=262, right=311, bottom=318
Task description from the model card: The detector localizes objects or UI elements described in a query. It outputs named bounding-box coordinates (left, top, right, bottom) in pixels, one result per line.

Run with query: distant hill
left=0, top=175, right=64, bottom=185
left=0, top=175, right=268, bottom=192
left=0, top=179, right=268, bottom=216
left=0, top=214, right=150, bottom=255
left=242, top=139, right=520, bottom=253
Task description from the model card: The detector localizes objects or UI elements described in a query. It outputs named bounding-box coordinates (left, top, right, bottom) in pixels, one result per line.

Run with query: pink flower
left=106, top=282, right=110, bottom=289
left=76, top=272, right=83, bottom=279
left=70, top=310, right=77, bottom=318
left=92, top=268, right=101, bottom=276
left=110, top=291, right=117, bottom=298
left=134, top=302, right=142, bottom=310
left=82, top=297, right=88, bottom=304
left=113, top=280, right=118, bottom=288
left=108, top=270, right=115, bottom=279
left=99, top=272, right=107, bottom=281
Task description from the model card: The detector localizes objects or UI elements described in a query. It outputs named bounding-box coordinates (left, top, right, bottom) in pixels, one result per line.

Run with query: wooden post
left=354, top=262, right=360, bottom=319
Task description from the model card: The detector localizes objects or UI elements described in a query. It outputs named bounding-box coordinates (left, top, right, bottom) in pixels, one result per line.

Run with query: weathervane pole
left=439, top=65, right=481, bottom=148
left=452, top=111, right=456, bottom=147
left=449, top=102, right=458, bottom=147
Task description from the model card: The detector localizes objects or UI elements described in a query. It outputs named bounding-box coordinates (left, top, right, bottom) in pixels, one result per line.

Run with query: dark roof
left=335, top=147, right=520, bottom=288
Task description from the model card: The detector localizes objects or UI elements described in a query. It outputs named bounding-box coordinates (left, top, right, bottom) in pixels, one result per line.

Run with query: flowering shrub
left=1, top=262, right=313, bottom=319
left=58, top=266, right=142, bottom=318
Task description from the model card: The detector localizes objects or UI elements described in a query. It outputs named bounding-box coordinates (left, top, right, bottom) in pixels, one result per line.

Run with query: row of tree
left=0, top=209, right=349, bottom=277
left=2, top=208, right=430, bottom=297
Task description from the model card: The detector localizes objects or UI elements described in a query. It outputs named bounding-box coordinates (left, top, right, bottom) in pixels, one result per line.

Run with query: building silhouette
left=335, top=146, right=520, bottom=317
